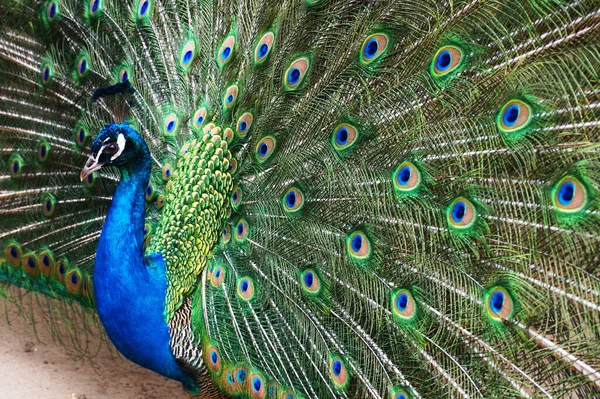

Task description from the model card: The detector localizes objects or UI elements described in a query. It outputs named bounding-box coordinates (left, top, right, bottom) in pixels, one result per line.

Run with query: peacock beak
left=80, top=156, right=104, bottom=181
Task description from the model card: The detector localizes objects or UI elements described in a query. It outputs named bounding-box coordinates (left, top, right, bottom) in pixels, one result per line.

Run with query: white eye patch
left=111, top=133, right=126, bottom=160
left=92, top=133, right=126, bottom=164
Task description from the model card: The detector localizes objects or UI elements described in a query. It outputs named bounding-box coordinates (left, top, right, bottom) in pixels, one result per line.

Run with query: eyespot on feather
left=75, top=124, right=89, bottom=147
left=237, top=277, right=255, bottom=301
left=54, top=259, right=68, bottom=283
left=331, top=123, right=358, bottom=151
left=46, top=1, right=60, bottom=22
left=300, top=268, right=321, bottom=295
left=163, top=113, right=179, bottom=136
left=5, top=242, right=22, bottom=266
left=392, top=388, right=411, bottom=399
left=118, top=67, right=130, bottom=83
left=40, top=62, right=53, bottom=85
left=485, top=286, right=514, bottom=322
left=37, top=141, right=51, bottom=162
left=329, top=355, right=350, bottom=390
left=254, top=32, right=274, bottom=65
left=76, top=54, right=90, bottom=78
left=38, top=250, right=54, bottom=277
left=231, top=187, right=242, bottom=208
left=192, top=107, right=207, bottom=130
left=447, top=197, right=476, bottom=230
left=223, top=84, right=239, bottom=109
left=42, top=194, right=56, bottom=217
left=227, top=158, right=238, bottom=175
left=161, top=164, right=173, bottom=180
left=218, top=35, right=236, bottom=66
left=204, top=344, right=222, bottom=375
left=255, top=136, right=276, bottom=163
left=282, top=187, right=304, bottom=214
left=346, top=231, right=371, bottom=261
left=144, top=183, right=156, bottom=202
left=552, top=176, right=587, bottom=214
left=65, top=268, right=82, bottom=294
left=156, top=195, right=165, bottom=210
left=22, top=253, right=39, bottom=277
left=222, top=225, right=231, bottom=244
left=235, top=367, right=247, bottom=383
left=393, top=162, right=421, bottom=192
left=284, top=57, right=309, bottom=90
left=88, top=0, right=102, bottom=17
left=136, top=0, right=152, bottom=20
left=235, top=219, right=249, bottom=241
left=391, top=289, right=417, bottom=322
left=211, top=265, right=225, bottom=287
left=360, top=33, right=389, bottom=64
left=248, top=372, right=266, bottom=399
left=431, top=45, right=463, bottom=76
left=236, top=112, right=253, bottom=137
left=83, top=171, right=97, bottom=188
left=497, top=100, right=532, bottom=133
left=180, top=40, right=196, bottom=70
left=9, top=155, right=23, bottom=178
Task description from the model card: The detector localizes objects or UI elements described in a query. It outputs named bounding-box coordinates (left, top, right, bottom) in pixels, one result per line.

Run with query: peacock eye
left=432, top=45, right=463, bottom=76
left=485, top=286, right=515, bottom=322
left=254, top=32, right=274, bottom=64
left=104, top=142, right=119, bottom=155
left=284, top=57, right=310, bottom=90
left=360, top=33, right=389, bottom=64
left=391, top=289, right=417, bottom=322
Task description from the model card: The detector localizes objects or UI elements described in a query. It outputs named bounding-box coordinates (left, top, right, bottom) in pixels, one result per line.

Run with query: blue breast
left=95, top=241, right=198, bottom=394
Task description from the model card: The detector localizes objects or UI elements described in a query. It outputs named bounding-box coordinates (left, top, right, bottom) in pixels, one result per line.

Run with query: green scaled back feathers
left=1, top=0, right=600, bottom=398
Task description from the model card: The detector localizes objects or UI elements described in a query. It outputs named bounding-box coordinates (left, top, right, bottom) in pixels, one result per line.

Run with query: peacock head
left=80, top=122, right=148, bottom=181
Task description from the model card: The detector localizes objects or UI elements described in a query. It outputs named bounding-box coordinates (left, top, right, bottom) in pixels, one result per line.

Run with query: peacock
left=1, top=0, right=600, bottom=397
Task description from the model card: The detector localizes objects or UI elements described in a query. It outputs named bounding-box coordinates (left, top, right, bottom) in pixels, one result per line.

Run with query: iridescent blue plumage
left=90, top=123, right=198, bottom=393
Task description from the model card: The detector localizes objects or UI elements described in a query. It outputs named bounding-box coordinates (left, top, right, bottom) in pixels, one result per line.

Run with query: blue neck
left=92, top=133, right=198, bottom=393
left=97, top=155, right=150, bottom=271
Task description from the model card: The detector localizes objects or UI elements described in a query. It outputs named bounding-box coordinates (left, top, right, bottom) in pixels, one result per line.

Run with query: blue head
left=80, top=122, right=149, bottom=181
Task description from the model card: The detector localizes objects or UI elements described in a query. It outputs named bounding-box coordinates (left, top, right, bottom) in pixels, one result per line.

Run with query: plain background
left=0, top=294, right=188, bottom=399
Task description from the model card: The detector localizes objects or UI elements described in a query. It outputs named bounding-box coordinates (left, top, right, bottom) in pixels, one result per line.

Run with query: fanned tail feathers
left=1, top=0, right=600, bottom=398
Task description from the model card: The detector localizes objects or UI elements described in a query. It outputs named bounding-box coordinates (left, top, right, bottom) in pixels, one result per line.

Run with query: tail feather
left=200, top=0, right=600, bottom=397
